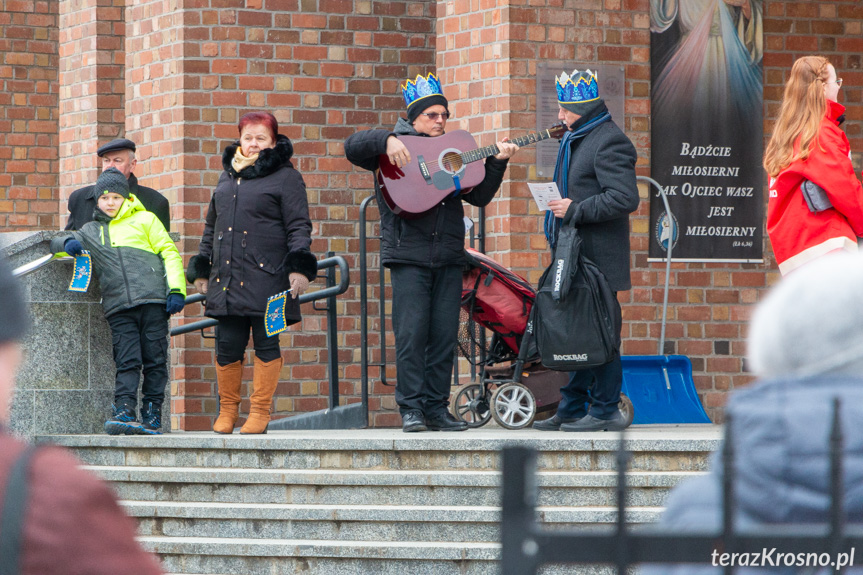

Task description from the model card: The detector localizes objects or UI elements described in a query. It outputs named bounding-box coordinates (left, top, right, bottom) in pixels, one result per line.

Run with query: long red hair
left=763, top=56, right=831, bottom=178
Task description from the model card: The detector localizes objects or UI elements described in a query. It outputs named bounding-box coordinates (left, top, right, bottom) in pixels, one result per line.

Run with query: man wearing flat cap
left=64, top=138, right=170, bottom=232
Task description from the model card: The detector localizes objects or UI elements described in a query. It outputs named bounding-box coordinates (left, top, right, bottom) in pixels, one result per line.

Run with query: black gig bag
left=532, top=222, right=619, bottom=371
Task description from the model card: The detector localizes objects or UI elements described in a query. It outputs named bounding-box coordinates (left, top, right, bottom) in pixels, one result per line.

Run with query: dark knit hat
left=407, top=94, right=449, bottom=124
left=0, top=256, right=30, bottom=344
left=96, top=138, right=136, bottom=157
left=95, top=167, right=130, bottom=199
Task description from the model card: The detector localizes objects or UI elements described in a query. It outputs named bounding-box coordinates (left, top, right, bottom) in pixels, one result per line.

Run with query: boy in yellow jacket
left=52, top=168, right=186, bottom=435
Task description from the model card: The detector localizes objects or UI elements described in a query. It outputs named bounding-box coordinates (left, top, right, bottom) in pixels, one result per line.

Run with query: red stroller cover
left=462, top=248, right=536, bottom=354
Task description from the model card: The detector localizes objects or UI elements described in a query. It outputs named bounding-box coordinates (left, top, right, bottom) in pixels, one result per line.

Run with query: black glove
left=166, top=293, right=185, bottom=315
left=64, top=238, right=83, bottom=257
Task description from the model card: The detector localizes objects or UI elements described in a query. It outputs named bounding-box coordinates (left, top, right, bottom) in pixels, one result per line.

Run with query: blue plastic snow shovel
left=621, top=355, right=710, bottom=424
left=620, top=177, right=712, bottom=424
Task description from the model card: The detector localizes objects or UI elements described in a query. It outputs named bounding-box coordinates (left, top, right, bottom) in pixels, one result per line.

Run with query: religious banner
left=649, top=0, right=764, bottom=262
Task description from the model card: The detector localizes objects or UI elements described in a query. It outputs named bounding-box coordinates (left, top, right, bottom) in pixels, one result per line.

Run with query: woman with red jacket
left=764, top=56, right=863, bottom=275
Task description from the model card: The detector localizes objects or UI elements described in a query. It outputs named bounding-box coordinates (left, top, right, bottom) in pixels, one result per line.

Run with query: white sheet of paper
left=527, top=181, right=562, bottom=211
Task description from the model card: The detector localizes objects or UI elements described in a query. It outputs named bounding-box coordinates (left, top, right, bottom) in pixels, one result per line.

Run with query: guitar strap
left=0, top=445, right=39, bottom=575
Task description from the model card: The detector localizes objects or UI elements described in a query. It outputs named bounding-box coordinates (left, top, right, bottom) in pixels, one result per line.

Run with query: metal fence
left=501, top=399, right=862, bottom=574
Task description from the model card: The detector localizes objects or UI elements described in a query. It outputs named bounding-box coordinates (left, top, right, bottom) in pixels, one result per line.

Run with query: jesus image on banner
left=651, top=0, right=763, bottom=132
left=649, top=0, right=764, bottom=261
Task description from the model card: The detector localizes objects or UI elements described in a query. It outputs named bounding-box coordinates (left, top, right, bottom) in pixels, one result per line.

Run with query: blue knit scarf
left=544, top=111, right=612, bottom=248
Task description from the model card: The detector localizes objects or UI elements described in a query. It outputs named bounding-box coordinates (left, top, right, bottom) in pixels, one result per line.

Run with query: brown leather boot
left=213, top=361, right=243, bottom=434
left=240, top=356, right=282, bottom=434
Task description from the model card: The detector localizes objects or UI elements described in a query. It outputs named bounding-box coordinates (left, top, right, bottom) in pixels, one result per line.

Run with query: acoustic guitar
left=377, top=124, right=567, bottom=218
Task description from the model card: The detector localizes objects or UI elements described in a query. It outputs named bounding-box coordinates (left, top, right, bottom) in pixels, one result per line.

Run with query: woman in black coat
left=187, top=112, right=317, bottom=434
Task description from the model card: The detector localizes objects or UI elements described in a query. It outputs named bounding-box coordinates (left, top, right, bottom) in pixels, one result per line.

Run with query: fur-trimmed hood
left=221, top=134, right=294, bottom=179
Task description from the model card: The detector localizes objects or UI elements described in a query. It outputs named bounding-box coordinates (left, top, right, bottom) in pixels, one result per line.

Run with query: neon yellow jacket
left=51, top=194, right=186, bottom=316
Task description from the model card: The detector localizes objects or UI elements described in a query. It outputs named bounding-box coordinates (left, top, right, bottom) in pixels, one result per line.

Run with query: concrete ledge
left=41, top=424, right=722, bottom=452
left=93, top=466, right=700, bottom=488
left=144, top=536, right=500, bottom=560
left=124, top=500, right=663, bottom=524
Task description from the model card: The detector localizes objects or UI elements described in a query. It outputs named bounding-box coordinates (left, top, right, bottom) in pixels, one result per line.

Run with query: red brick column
left=0, top=0, right=59, bottom=230
left=145, top=0, right=437, bottom=429
left=57, top=0, right=125, bottom=227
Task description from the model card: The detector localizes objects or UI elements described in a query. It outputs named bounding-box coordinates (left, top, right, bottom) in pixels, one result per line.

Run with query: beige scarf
left=232, top=147, right=259, bottom=173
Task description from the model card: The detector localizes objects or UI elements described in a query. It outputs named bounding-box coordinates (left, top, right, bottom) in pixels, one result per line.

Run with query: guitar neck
left=460, top=128, right=558, bottom=164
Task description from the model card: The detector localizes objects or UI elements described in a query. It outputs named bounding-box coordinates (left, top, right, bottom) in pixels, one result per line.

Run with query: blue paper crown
left=401, top=73, right=444, bottom=108
left=555, top=69, right=599, bottom=104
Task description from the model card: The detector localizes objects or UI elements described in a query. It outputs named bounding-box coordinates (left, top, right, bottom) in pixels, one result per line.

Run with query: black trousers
left=556, top=294, right=624, bottom=420
left=215, top=315, right=281, bottom=366
left=106, top=303, right=169, bottom=409
left=390, top=264, right=463, bottom=418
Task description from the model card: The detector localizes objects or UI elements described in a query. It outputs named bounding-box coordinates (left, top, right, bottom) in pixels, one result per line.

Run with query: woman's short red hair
left=238, top=112, right=278, bottom=140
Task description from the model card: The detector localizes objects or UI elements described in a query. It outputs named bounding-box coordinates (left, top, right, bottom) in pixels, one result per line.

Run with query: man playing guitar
left=344, top=73, right=518, bottom=432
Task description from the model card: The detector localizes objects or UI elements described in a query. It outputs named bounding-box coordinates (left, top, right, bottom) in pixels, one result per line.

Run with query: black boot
left=426, top=412, right=468, bottom=431
left=140, top=401, right=163, bottom=435
left=104, top=402, right=144, bottom=436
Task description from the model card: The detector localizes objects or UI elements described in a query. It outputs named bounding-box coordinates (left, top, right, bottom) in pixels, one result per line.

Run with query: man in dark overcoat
left=64, top=138, right=170, bottom=232
left=534, top=69, right=640, bottom=432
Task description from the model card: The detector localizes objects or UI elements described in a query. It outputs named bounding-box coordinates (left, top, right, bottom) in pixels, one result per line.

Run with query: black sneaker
left=140, top=401, right=163, bottom=435
left=402, top=411, right=428, bottom=433
left=104, top=403, right=144, bottom=436
left=532, top=414, right=581, bottom=431
left=426, top=412, right=468, bottom=432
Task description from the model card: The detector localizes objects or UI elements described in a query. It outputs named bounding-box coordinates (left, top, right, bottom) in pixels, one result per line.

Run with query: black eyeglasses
left=420, top=112, right=450, bottom=120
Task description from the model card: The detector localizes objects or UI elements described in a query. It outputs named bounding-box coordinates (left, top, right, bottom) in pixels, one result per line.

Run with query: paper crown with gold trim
left=556, top=69, right=600, bottom=105
left=401, top=73, right=444, bottom=108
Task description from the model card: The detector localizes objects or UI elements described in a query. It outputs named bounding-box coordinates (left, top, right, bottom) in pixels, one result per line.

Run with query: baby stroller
left=454, top=248, right=634, bottom=429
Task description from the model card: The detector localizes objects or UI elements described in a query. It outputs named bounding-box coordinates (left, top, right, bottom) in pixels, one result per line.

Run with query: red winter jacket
left=767, top=101, right=863, bottom=275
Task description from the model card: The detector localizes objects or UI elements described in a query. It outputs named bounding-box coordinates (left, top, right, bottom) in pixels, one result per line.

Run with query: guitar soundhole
left=441, top=152, right=463, bottom=174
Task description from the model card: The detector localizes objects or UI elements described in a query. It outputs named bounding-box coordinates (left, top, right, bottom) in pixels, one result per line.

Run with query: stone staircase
left=43, top=426, right=720, bottom=574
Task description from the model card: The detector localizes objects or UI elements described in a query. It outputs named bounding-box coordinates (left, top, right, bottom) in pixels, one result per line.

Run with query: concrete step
left=48, top=428, right=718, bottom=473
left=93, top=466, right=696, bottom=507
left=41, top=427, right=721, bottom=574
left=147, top=536, right=620, bottom=575
left=126, top=501, right=663, bottom=542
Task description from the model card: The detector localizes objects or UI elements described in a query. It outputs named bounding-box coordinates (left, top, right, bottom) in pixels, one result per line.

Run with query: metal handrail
left=169, top=255, right=350, bottom=337
left=12, top=253, right=71, bottom=278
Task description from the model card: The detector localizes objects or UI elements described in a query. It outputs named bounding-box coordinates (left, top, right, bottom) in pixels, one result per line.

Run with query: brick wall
left=2, top=0, right=862, bottom=427
left=57, top=0, right=126, bottom=226
left=0, top=0, right=59, bottom=230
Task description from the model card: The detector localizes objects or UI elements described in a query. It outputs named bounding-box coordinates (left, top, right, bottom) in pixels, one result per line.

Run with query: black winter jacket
left=65, top=174, right=170, bottom=232
left=188, top=135, right=317, bottom=323
left=557, top=108, right=639, bottom=291
left=344, top=118, right=509, bottom=268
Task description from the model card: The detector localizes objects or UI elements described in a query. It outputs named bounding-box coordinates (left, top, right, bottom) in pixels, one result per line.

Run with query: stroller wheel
left=618, top=393, right=635, bottom=427
left=453, top=384, right=491, bottom=428
left=491, top=383, right=536, bottom=430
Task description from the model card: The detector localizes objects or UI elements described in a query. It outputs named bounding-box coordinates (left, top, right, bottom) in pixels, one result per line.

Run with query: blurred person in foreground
left=764, top=55, right=863, bottom=276
left=0, top=256, right=162, bottom=574
left=641, top=251, right=863, bottom=574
